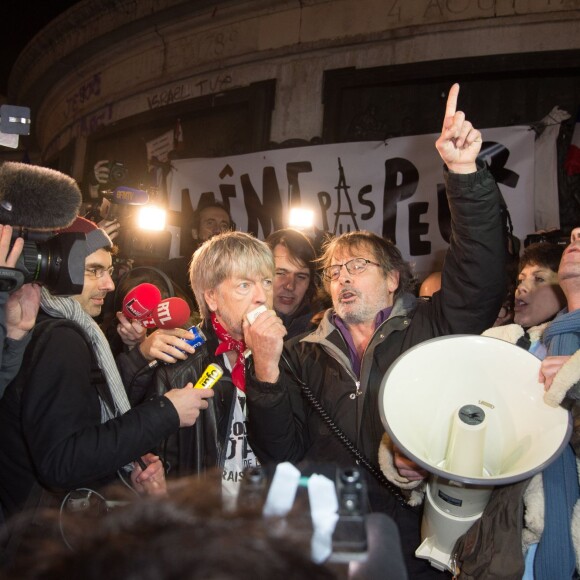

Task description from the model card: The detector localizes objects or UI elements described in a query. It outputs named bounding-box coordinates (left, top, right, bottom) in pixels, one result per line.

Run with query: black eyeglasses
left=322, top=258, right=381, bottom=281
left=85, top=266, right=115, bottom=279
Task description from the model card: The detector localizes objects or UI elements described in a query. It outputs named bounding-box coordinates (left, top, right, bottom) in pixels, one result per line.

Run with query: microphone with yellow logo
left=193, top=363, right=224, bottom=389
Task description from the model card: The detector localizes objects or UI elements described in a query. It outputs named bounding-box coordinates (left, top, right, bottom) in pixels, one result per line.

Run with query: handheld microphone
left=147, top=325, right=207, bottom=369
left=122, top=283, right=161, bottom=320
left=109, top=186, right=149, bottom=205
left=141, top=297, right=191, bottom=329
left=193, top=363, right=223, bottom=389
left=101, top=187, right=149, bottom=221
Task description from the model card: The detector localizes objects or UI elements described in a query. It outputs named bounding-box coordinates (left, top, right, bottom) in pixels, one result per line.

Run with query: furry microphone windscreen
left=0, top=162, right=82, bottom=230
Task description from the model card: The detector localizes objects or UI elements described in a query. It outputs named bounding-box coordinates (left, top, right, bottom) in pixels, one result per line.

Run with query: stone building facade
left=5, top=0, right=580, bottom=227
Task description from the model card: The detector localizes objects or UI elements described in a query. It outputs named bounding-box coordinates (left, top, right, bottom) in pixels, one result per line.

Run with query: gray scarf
left=40, top=287, right=131, bottom=422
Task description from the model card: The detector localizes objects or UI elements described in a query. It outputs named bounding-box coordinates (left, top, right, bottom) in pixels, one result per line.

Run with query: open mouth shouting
left=339, top=288, right=359, bottom=303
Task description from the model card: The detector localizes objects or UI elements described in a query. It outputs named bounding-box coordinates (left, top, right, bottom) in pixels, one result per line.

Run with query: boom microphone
left=141, top=297, right=191, bottom=329
left=0, top=162, right=82, bottom=229
left=122, top=283, right=161, bottom=320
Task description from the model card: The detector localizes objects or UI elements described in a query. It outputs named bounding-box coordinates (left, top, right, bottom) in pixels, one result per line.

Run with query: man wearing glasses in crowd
left=0, top=217, right=215, bottom=528
left=243, top=84, right=506, bottom=579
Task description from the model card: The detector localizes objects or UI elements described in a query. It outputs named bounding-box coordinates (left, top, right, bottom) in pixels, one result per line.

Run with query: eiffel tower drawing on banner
left=333, top=157, right=359, bottom=234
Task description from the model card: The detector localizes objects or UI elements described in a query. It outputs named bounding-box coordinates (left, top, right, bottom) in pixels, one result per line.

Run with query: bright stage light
left=137, top=205, right=166, bottom=231
left=288, top=207, right=314, bottom=229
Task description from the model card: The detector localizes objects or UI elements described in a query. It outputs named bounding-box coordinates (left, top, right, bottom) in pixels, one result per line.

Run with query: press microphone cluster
left=147, top=325, right=206, bottom=369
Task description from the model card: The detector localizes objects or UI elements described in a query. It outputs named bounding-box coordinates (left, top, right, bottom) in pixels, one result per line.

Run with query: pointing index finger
left=443, top=83, right=460, bottom=127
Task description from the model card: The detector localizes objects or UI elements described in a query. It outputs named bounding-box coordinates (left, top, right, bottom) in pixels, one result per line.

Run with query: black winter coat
left=0, top=313, right=179, bottom=517
left=247, top=165, right=505, bottom=469
left=152, top=322, right=238, bottom=478
left=245, top=165, right=505, bottom=580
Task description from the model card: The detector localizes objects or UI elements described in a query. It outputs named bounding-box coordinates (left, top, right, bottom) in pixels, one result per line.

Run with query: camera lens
left=14, top=232, right=87, bottom=295
left=339, top=468, right=361, bottom=485
left=108, top=162, right=127, bottom=183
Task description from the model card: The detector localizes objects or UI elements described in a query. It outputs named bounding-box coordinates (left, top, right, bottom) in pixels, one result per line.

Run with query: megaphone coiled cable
left=279, top=352, right=413, bottom=510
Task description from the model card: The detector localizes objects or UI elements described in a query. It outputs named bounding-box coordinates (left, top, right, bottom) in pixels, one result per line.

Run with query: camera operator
left=0, top=225, right=41, bottom=392
left=84, top=159, right=126, bottom=245
left=0, top=162, right=82, bottom=397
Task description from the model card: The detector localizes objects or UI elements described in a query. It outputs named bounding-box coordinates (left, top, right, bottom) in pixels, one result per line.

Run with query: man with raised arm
left=243, top=84, right=506, bottom=578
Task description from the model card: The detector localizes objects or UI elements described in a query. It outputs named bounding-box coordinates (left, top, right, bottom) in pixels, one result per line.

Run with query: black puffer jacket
left=152, top=322, right=237, bottom=477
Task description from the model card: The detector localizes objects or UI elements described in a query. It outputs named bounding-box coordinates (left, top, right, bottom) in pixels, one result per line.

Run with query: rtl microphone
left=122, top=283, right=161, bottom=320
left=141, top=297, right=191, bottom=329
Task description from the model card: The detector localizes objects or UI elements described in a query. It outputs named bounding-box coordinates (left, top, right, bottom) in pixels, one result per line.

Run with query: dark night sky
left=1, top=1, right=83, bottom=96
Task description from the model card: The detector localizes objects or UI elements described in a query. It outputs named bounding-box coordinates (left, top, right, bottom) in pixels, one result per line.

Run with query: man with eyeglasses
left=160, top=200, right=235, bottom=306
left=0, top=217, right=215, bottom=526
left=243, top=84, right=506, bottom=579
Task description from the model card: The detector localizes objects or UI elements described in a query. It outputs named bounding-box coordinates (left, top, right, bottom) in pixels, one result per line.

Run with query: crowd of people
left=0, top=83, right=578, bottom=580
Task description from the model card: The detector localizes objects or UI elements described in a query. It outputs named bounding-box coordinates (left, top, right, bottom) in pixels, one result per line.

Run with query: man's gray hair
left=189, top=231, right=274, bottom=319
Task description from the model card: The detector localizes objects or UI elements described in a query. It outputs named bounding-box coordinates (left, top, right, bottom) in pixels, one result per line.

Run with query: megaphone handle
left=279, top=352, right=412, bottom=510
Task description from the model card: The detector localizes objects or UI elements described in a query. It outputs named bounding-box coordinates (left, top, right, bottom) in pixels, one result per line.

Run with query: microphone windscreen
left=122, top=283, right=161, bottom=320
left=0, top=162, right=82, bottom=229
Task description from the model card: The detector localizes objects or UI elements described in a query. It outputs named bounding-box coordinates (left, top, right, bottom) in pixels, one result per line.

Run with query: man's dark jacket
left=245, top=166, right=506, bottom=579
left=0, top=312, right=179, bottom=517
left=152, top=320, right=237, bottom=477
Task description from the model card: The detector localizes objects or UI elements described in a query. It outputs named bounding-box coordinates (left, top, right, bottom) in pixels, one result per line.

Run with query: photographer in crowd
left=0, top=162, right=82, bottom=396
left=160, top=199, right=235, bottom=307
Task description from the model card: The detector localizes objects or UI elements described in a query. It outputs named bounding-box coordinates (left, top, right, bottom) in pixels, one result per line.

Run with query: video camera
left=100, top=186, right=171, bottom=263
left=524, top=229, right=570, bottom=248
left=0, top=230, right=86, bottom=295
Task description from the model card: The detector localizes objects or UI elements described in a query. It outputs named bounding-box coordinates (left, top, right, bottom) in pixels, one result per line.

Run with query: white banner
left=167, top=127, right=534, bottom=280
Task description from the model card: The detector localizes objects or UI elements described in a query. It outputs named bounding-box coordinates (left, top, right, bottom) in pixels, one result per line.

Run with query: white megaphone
left=378, top=335, right=571, bottom=574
